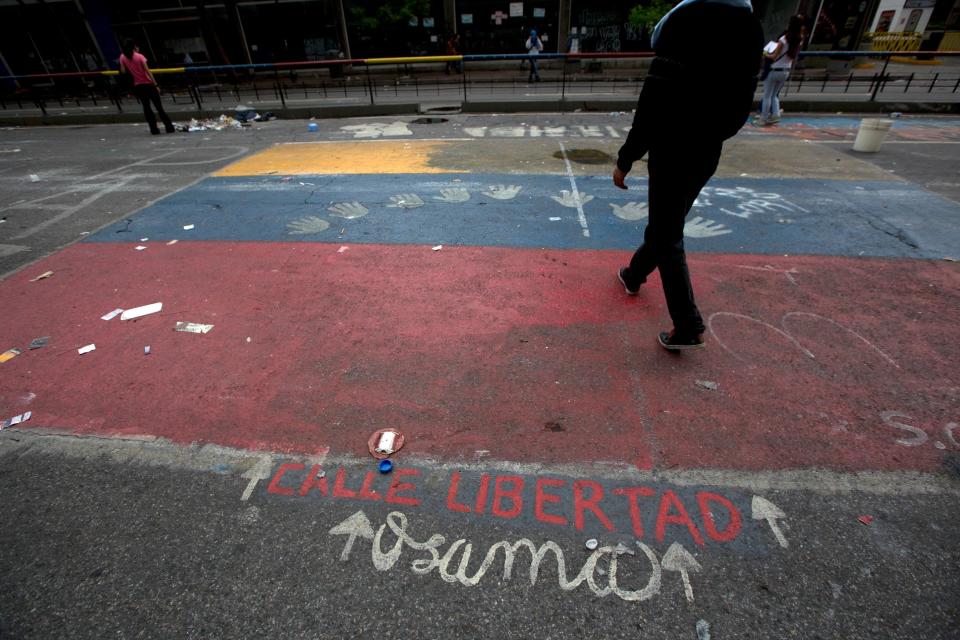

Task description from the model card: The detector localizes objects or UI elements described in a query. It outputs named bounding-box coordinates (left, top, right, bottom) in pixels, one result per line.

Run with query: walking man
left=613, top=0, right=762, bottom=351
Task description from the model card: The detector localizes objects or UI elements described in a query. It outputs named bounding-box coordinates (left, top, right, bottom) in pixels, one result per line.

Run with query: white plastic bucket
left=852, top=118, right=894, bottom=153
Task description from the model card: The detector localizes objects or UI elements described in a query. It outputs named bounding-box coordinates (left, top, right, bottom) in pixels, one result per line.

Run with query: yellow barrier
left=102, top=67, right=186, bottom=76
left=939, top=31, right=960, bottom=51
left=866, top=32, right=923, bottom=52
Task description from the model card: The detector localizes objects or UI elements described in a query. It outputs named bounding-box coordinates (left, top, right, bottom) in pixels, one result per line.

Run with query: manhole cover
left=553, top=149, right=613, bottom=165
left=411, top=117, right=449, bottom=125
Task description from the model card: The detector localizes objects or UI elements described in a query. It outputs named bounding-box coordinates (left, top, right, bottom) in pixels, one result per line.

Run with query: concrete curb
left=0, top=98, right=956, bottom=127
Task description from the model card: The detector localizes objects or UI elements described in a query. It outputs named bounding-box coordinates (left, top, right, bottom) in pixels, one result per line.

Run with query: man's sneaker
left=658, top=330, right=705, bottom=351
left=618, top=268, right=640, bottom=296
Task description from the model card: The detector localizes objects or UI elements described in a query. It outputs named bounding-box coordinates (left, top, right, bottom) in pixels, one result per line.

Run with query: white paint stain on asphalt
left=558, top=142, right=590, bottom=238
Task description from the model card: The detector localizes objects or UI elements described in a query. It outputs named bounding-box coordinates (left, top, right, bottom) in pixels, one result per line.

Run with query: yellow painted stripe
left=102, top=67, right=185, bottom=76
left=365, top=55, right=462, bottom=64
left=214, top=141, right=460, bottom=176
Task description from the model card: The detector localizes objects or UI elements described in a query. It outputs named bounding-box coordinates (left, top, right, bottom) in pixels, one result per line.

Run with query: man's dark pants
left=622, top=140, right=722, bottom=338
left=134, top=84, right=174, bottom=134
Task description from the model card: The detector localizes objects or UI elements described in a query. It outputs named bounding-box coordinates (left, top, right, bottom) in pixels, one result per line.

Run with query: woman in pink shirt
left=119, top=39, right=175, bottom=135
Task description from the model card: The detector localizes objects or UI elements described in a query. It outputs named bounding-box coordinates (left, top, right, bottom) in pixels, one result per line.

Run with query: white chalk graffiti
left=387, top=193, right=425, bottom=209
left=552, top=190, right=594, bottom=208
left=482, top=185, right=522, bottom=200
left=684, top=217, right=732, bottom=238
left=287, top=216, right=331, bottom=235
left=708, top=311, right=898, bottom=368
left=340, top=121, right=413, bottom=138
left=610, top=202, right=648, bottom=221
left=435, top=188, right=470, bottom=203
left=328, top=510, right=703, bottom=603
left=879, top=413, right=960, bottom=450
left=464, top=126, right=630, bottom=139
left=328, top=202, right=369, bottom=219
left=694, top=186, right=809, bottom=220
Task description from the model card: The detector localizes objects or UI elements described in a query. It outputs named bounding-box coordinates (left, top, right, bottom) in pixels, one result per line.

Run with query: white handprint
left=287, top=216, right=331, bottom=235
left=387, top=193, right=425, bottom=209
left=481, top=185, right=522, bottom=200
left=551, top=190, right=594, bottom=208
left=684, top=216, right=732, bottom=238
left=435, top=188, right=470, bottom=203
left=610, top=202, right=648, bottom=221
left=327, top=201, right=369, bottom=219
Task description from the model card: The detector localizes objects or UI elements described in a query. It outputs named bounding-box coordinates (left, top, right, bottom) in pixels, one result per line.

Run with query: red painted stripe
left=1, top=242, right=956, bottom=471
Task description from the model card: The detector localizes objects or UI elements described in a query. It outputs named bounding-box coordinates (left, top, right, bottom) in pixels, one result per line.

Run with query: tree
left=628, top=0, right=674, bottom=29
left=350, top=0, right=432, bottom=31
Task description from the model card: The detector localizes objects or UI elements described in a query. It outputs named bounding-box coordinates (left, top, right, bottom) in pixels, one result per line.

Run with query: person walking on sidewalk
left=525, top=29, right=543, bottom=82
left=613, top=0, right=762, bottom=351
left=119, top=39, right=175, bottom=135
left=757, top=14, right=804, bottom=126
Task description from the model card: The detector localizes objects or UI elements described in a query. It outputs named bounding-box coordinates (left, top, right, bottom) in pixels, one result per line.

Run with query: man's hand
left=613, top=167, right=628, bottom=190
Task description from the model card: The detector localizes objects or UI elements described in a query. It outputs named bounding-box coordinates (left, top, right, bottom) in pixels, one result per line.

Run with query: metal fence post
left=561, top=57, right=567, bottom=109
left=871, top=55, right=890, bottom=102
left=365, top=65, right=375, bottom=106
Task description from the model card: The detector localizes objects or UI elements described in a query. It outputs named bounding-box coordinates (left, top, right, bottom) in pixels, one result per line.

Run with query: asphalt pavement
left=1, top=113, right=959, bottom=639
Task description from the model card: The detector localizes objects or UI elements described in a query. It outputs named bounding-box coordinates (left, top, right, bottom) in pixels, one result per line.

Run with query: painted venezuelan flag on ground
left=2, top=139, right=959, bottom=473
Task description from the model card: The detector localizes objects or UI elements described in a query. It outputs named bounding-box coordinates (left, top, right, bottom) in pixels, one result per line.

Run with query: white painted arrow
left=661, top=542, right=702, bottom=603
left=240, top=456, right=273, bottom=502
left=329, top=510, right=375, bottom=561
left=752, top=495, right=789, bottom=548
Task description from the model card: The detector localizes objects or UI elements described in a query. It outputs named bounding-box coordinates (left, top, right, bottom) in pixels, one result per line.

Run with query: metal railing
left=1, top=50, right=958, bottom=117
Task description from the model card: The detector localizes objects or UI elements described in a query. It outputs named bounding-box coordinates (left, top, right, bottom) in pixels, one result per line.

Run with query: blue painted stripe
left=85, top=174, right=960, bottom=259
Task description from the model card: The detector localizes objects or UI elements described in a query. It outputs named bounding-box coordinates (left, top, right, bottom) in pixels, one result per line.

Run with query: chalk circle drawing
left=287, top=216, right=331, bottom=235
left=482, top=185, right=522, bottom=200
left=435, top=188, right=470, bottom=203
left=684, top=217, right=732, bottom=238
left=387, top=194, right=425, bottom=209
left=327, top=202, right=369, bottom=219
left=610, top=202, right=648, bottom=221
left=552, top=190, right=594, bottom=208
left=708, top=311, right=898, bottom=368
left=330, top=509, right=676, bottom=603
left=340, top=121, right=413, bottom=139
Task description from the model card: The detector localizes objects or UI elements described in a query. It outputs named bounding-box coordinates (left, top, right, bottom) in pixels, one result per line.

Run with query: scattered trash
left=281, top=176, right=292, bottom=182
left=858, top=515, right=874, bottom=526
left=549, top=217, right=561, bottom=221
left=299, top=182, right=315, bottom=186
left=140, top=237, right=149, bottom=242
left=889, top=112, right=902, bottom=118
left=78, top=344, right=96, bottom=355
left=234, top=104, right=257, bottom=122
left=944, top=257, right=957, bottom=262
left=167, top=239, right=178, bottom=246
left=144, top=345, right=151, bottom=355
left=1, top=411, right=32, bottom=430
left=585, top=539, right=599, bottom=550
left=367, top=428, right=405, bottom=459
left=30, top=271, right=54, bottom=282
left=29, top=174, right=40, bottom=182
left=0, top=348, right=22, bottom=363
left=101, top=308, right=124, bottom=321
left=121, top=302, right=163, bottom=321
left=613, top=543, right=636, bottom=556
left=28, top=337, right=49, bottom=350
left=182, top=115, right=245, bottom=132
left=432, top=245, right=443, bottom=251
left=246, top=337, right=251, bottom=343
left=308, top=122, right=319, bottom=132
left=378, top=459, right=394, bottom=474
left=183, top=224, right=195, bottom=231
left=696, top=380, right=719, bottom=391
left=135, top=245, right=147, bottom=251
left=175, top=321, right=214, bottom=334
left=338, top=246, right=349, bottom=253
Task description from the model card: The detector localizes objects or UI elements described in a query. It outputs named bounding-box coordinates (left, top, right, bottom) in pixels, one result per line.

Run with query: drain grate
left=553, top=149, right=614, bottom=165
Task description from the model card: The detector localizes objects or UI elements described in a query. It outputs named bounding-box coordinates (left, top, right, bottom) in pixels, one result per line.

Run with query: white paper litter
left=78, top=344, right=96, bottom=354
left=175, top=321, right=214, bottom=334
left=135, top=245, right=147, bottom=251
left=1, top=411, right=32, bottom=429
left=549, top=217, right=561, bottom=221
left=29, top=174, right=40, bottom=182
left=140, top=237, right=149, bottom=242
left=101, top=308, right=124, bottom=321
left=183, top=224, right=195, bottom=230
left=432, top=245, right=443, bottom=251
left=166, top=239, right=178, bottom=245
left=338, top=246, right=349, bottom=253
left=121, top=302, right=163, bottom=321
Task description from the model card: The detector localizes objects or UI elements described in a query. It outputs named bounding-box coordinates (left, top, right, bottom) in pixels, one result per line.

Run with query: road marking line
left=11, top=177, right=135, bottom=240
left=558, top=141, right=590, bottom=238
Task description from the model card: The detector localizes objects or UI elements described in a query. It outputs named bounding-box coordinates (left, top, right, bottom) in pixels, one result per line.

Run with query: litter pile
left=179, top=115, right=246, bottom=133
